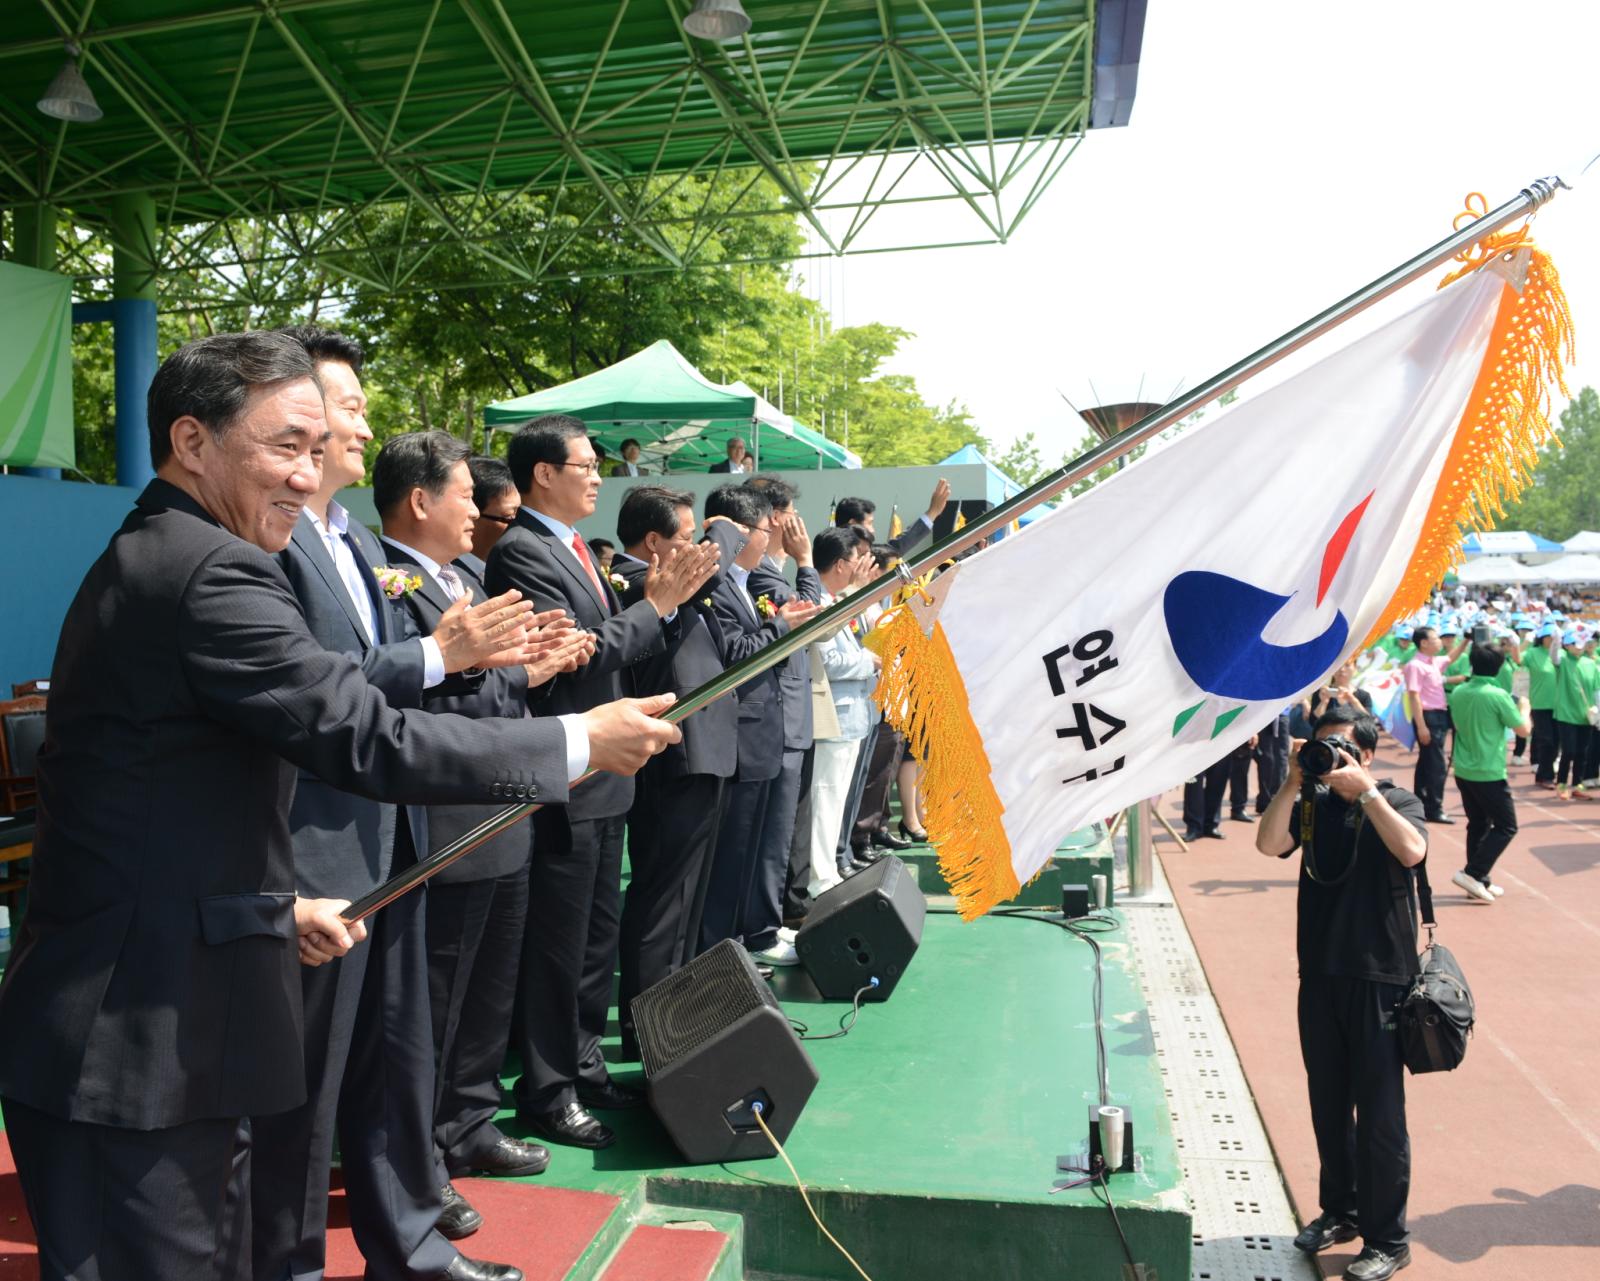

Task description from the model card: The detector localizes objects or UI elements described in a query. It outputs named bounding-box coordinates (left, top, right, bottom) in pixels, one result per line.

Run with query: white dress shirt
left=308, top=502, right=445, bottom=687
left=383, top=532, right=589, bottom=783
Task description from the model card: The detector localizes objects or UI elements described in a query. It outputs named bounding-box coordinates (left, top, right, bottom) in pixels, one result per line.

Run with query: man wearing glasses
left=487, top=417, right=719, bottom=1151
left=465, top=455, right=521, bottom=570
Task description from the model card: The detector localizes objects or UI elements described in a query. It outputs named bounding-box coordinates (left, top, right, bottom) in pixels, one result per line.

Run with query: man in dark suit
left=740, top=479, right=822, bottom=964
left=611, top=486, right=738, bottom=1056
left=0, top=331, right=680, bottom=1281
left=709, top=436, right=750, bottom=473
left=833, top=478, right=949, bottom=561
left=466, top=455, right=521, bottom=569
left=376, top=434, right=594, bottom=1233
left=697, top=485, right=819, bottom=958
left=253, top=330, right=576, bottom=1281
left=486, top=416, right=719, bottom=1150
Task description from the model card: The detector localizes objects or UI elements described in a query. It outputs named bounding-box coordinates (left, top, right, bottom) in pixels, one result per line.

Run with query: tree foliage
left=54, top=170, right=982, bottom=480
left=1494, top=387, right=1600, bottom=538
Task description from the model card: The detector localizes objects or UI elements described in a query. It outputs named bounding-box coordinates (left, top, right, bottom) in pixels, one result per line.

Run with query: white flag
left=871, top=238, right=1572, bottom=918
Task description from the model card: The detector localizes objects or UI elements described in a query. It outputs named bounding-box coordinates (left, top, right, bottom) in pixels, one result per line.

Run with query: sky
left=804, top=0, right=1599, bottom=462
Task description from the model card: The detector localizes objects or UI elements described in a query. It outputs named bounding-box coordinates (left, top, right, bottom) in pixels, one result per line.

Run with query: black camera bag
left=1399, top=859, right=1475, bottom=1074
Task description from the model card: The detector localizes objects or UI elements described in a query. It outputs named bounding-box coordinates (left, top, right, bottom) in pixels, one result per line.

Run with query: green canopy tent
left=482, top=340, right=860, bottom=472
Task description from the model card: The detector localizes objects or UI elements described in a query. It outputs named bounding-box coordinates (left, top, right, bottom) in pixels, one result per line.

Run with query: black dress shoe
left=1425, top=812, right=1456, bottom=824
left=871, top=827, right=911, bottom=851
left=1182, top=827, right=1204, bottom=842
left=442, top=1255, right=524, bottom=1281
left=1293, top=1212, right=1358, bottom=1254
left=1202, top=827, right=1225, bottom=839
left=457, top=1134, right=550, bottom=1177
left=1230, top=810, right=1255, bottom=823
left=520, top=1102, right=615, bottom=1149
left=756, top=963, right=775, bottom=980
left=576, top=1077, right=646, bottom=1111
left=852, top=845, right=883, bottom=864
left=1344, top=1244, right=1410, bottom=1280
left=436, top=1183, right=482, bottom=1241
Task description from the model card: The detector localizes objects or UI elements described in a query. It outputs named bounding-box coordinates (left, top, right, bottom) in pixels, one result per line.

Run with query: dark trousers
left=1531, top=708, right=1557, bottom=782
left=1412, top=709, right=1451, bottom=817
left=1454, top=777, right=1518, bottom=883
left=1227, top=745, right=1252, bottom=815
left=1182, top=760, right=1229, bottom=833
left=1585, top=725, right=1600, bottom=785
left=1555, top=718, right=1587, bottom=787
left=251, top=878, right=455, bottom=1281
left=836, top=735, right=875, bottom=869
left=782, top=747, right=817, bottom=924
left=745, top=746, right=807, bottom=951
left=700, top=776, right=772, bottom=952
left=1297, top=974, right=1410, bottom=1253
left=514, top=811, right=625, bottom=1113
left=4, top=1096, right=242, bottom=1281
left=1255, top=712, right=1292, bottom=810
left=850, top=721, right=904, bottom=851
left=427, top=865, right=529, bottom=1172
left=619, top=771, right=725, bottom=1049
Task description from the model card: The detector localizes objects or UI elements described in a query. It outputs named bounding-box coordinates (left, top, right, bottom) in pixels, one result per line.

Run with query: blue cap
left=1537, top=622, right=1559, bottom=640
left=1563, top=629, right=1582, bottom=646
left=1511, top=613, right=1532, bottom=627
left=1551, top=612, right=1567, bottom=622
left=1438, top=621, right=1461, bottom=637
left=1394, top=625, right=1414, bottom=640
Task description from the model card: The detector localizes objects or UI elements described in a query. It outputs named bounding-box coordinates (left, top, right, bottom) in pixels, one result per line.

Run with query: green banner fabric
left=0, top=261, right=75, bottom=469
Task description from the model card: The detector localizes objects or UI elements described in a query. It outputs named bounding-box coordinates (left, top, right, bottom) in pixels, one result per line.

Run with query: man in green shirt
left=1448, top=645, right=1533, bottom=902
left=1524, top=623, right=1560, bottom=787
left=1552, top=629, right=1592, bottom=801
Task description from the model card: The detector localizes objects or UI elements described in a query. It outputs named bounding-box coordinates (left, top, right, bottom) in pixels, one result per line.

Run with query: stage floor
left=486, top=870, right=1191, bottom=1281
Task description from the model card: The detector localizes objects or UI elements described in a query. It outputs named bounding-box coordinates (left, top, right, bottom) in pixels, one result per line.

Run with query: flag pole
left=343, top=175, right=1566, bottom=924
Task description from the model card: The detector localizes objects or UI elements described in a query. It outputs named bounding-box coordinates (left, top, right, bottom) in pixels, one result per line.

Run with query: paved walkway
left=1158, top=744, right=1600, bottom=1279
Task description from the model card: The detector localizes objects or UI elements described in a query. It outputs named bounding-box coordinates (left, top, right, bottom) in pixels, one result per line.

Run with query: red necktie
left=571, top=534, right=609, bottom=610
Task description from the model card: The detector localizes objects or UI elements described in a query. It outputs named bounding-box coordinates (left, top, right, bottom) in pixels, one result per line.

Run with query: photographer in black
left=1256, top=702, right=1428, bottom=1281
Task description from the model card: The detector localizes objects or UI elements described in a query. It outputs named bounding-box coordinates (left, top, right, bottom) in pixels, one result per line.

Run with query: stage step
left=589, top=1210, right=742, bottom=1281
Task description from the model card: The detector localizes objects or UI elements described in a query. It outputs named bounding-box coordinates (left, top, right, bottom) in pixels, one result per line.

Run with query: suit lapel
left=519, top=510, right=610, bottom=616
left=379, top=538, right=453, bottom=620
left=292, top=513, right=373, bottom=649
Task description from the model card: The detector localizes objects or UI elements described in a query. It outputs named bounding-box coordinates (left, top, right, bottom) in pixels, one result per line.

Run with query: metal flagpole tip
left=1521, top=176, right=1569, bottom=207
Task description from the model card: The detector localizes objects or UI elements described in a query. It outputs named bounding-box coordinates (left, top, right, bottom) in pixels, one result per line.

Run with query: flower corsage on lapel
left=375, top=566, right=423, bottom=599
left=607, top=570, right=628, bottom=595
left=755, top=594, right=778, bottom=620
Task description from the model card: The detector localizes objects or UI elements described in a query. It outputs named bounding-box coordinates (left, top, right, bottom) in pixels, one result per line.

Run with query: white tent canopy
left=1524, top=553, right=1600, bottom=584
left=1455, top=556, right=1541, bottom=585
left=1562, top=531, right=1600, bottom=553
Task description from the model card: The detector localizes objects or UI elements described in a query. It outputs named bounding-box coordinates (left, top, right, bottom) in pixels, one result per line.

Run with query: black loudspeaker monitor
left=796, top=854, right=926, bottom=1001
left=632, top=939, right=819, bottom=1164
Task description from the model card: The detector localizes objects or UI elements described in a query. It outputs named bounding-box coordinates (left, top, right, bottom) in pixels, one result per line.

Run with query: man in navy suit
left=252, top=330, right=553, bottom=1281
left=697, top=485, right=819, bottom=960
left=376, top=433, right=594, bottom=1237
left=611, top=486, right=739, bottom=1056
left=486, top=416, right=719, bottom=1150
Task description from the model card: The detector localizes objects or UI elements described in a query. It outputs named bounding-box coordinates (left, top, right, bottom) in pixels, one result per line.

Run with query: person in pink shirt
left=1402, top=625, right=1467, bottom=822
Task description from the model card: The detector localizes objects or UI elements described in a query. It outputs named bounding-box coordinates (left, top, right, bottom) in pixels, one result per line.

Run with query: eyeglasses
left=553, top=461, right=603, bottom=477
left=479, top=513, right=516, bottom=526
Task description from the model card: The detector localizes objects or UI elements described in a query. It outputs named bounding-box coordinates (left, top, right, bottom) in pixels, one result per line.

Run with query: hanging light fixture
left=37, top=43, right=103, bottom=123
left=683, top=0, right=752, bottom=41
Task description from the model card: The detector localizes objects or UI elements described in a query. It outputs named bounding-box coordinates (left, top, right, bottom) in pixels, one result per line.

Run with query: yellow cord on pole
left=751, top=1108, right=875, bottom=1281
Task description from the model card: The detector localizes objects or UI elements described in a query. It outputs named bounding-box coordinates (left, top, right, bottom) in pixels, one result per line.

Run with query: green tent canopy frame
left=483, top=339, right=860, bottom=472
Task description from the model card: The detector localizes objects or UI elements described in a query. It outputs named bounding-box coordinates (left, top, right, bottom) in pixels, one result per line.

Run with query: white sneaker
left=777, top=926, right=798, bottom=945
left=751, top=939, right=801, bottom=966
left=1451, top=870, right=1495, bottom=903
left=1486, top=881, right=1506, bottom=897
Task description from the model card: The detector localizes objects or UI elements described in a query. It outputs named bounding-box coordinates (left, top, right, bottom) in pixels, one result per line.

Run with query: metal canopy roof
left=0, top=0, right=1145, bottom=299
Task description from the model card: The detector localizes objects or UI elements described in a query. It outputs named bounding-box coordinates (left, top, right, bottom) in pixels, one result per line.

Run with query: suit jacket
left=702, top=522, right=790, bottom=783
left=614, top=553, right=737, bottom=780
left=0, top=480, right=569, bottom=1130
left=814, top=596, right=879, bottom=741
left=484, top=508, right=671, bottom=820
left=381, top=539, right=534, bottom=884
left=748, top=554, right=822, bottom=751
left=709, top=459, right=738, bottom=473
left=278, top=509, right=449, bottom=899
left=885, top=514, right=932, bottom=562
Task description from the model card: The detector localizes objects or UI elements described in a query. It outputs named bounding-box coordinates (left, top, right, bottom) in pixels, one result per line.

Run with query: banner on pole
left=870, top=222, right=1573, bottom=918
left=0, top=261, right=75, bottom=470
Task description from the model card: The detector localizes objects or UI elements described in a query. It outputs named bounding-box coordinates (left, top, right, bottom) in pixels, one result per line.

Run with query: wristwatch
left=1356, top=786, right=1381, bottom=808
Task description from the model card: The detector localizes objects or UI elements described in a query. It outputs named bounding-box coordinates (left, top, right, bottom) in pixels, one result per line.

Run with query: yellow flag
left=888, top=505, right=903, bottom=538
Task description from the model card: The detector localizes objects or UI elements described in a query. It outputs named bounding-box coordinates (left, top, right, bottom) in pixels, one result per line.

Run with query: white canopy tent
left=1455, top=555, right=1542, bottom=585
left=1523, top=553, right=1600, bottom=584
left=1561, top=531, right=1600, bottom=553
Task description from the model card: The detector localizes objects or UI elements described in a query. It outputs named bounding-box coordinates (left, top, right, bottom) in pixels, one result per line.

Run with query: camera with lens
left=1298, top=734, right=1359, bottom=778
